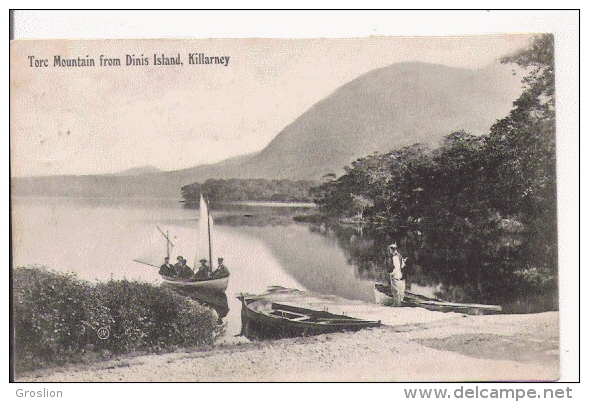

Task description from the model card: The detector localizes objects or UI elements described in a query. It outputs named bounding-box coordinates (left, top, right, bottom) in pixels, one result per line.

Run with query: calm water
left=12, top=197, right=388, bottom=339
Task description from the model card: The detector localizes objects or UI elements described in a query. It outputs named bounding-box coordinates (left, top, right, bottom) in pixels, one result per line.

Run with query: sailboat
left=134, top=194, right=229, bottom=292
left=160, top=194, right=229, bottom=292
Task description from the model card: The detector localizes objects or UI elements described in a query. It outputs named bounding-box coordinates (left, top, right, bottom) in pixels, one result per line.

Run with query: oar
left=133, top=259, right=160, bottom=268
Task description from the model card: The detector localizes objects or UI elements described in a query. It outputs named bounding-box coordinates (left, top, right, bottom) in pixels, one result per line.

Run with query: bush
left=13, top=266, right=112, bottom=372
left=13, top=267, right=222, bottom=373
left=96, top=280, right=222, bottom=354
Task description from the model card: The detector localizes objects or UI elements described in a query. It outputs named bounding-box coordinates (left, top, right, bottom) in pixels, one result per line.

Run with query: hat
left=177, top=256, right=183, bottom=260
left=199, top=258, right=208, bottom=263
left=218, top=257, right=224, bottom=261
left=388, top=243, right=397, bottom=249
left=165, top=256, right=170, bottom=260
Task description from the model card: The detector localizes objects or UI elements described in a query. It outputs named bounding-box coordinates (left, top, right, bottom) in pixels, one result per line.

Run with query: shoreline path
left=16, top=310, right=558, bottom=382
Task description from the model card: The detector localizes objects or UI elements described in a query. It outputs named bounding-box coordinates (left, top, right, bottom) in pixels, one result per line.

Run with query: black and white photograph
left=9, top=10, right=579, bottom=386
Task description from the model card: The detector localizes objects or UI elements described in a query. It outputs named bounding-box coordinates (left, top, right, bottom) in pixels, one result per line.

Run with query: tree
left=486, top=34, right=557, bottom=282
left=181, top=182, right=201, bottom=205
left=311, top=34, right=558, bottom=308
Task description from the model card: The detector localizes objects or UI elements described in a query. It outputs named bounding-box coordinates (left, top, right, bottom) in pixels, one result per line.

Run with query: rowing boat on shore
left=374, top=283, right=502, bottom=315
left=238, top=294, right=381, bottom=340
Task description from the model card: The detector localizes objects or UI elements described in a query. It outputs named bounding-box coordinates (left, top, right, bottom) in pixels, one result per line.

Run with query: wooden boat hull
left=161, top=275, right=229, bottom=292
left=166, top=286, right=230, bottom=320
left=239, top=296, right=380, bottom=340
left=374, top=283, right=502, bottom=315
left=373, top=283, right=399, bottom=307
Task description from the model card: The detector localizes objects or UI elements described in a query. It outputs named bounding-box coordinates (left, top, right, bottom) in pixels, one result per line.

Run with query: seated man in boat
left=174, top=256, right=194, bottom=279
left=159, top=256, right=176, bottom=277
left=193, top=258, right=211, bottom=279
left=386, top=243, right=406, bottom=305
left=211, top=257, right=230, bottom=278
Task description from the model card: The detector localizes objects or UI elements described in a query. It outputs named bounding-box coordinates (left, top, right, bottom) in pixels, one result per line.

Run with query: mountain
left=112, top=166, right=162, bottom=176
left=12, top=62, right=523, bottom=199
left=223, top=62, right=522, bottom=178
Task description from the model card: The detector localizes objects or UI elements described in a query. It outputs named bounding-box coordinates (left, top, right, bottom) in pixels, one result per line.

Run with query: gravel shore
left=16, top=311, right=558, bottom=382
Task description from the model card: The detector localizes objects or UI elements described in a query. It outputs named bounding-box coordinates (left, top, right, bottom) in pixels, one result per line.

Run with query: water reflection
left=206, top=203, right=314, bottom=228
left=234, top=223, right=376, bottom=303
left=304, top=221, right=557, bottom=313
left=14, top=197, right=553, bottom=331
left=161, top=285, right=229, bottom=323
left=306, top=222, right=441, bottom=299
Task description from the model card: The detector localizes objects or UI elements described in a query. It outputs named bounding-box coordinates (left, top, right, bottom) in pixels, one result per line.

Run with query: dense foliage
left=311, top=35, right=557, bottom=309
left=13, top=267, right=112, bottom=372
left=13, top=267, right=222, bottom=373
left=181, top=178, right=317, bottom=205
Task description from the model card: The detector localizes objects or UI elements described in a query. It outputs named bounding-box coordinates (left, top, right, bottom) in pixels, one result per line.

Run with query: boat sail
left=197, top=193, right=213, bottom=270
left=160, top=193, right=228, bottom=292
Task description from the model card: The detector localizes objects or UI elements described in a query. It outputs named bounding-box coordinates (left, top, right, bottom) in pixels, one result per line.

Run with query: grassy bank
left=13, top=266, right=223, bottom=374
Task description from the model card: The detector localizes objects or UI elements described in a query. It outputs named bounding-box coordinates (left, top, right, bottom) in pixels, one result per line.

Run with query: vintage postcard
left=10, top=32, right=564, bottom=384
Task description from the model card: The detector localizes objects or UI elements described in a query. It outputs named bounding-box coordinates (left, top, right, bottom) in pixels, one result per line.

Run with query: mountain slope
left=112, top=166, right=162, bottom=176
left=12, top=62, right=522, bottom=198
left=231, top=62, right=522, bottom=178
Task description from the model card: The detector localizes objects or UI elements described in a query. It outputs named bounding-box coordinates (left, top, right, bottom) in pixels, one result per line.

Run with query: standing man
left=159, top=257, right=176, bottom=277
left=386, top=243, right=406, bottom=305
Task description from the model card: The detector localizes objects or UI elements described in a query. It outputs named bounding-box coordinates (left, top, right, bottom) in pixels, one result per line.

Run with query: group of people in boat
left=159, top=255, right=230, bottom=280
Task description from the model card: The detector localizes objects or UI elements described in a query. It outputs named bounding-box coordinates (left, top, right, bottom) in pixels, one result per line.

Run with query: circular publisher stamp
left=97, top=327, right=110, bottom=340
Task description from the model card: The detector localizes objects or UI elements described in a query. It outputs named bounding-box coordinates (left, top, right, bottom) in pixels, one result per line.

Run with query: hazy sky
left=10, top=35, right=533, bottom=176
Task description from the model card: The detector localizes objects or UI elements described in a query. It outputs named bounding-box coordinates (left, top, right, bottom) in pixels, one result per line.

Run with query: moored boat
left=163, top=285, right=229, bottom=321
left=374, top=283, right=502, bottom=315
left=238, top=295, right=381, bottom=340
left=134, top=193, right=230, bottom=293
left=161, top=274, right=229, bottom=292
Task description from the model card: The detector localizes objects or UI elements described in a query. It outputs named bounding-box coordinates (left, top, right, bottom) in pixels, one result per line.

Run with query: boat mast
left=207, top=196, right=213, bottom=273
left=156, top=225, right=174, bottom=259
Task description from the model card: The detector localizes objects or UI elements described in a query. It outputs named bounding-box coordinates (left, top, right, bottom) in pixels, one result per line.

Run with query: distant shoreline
left=11, top=196, right=316, bottom=208
left=219, top=201, right=315, bottom=208
left=11, top=195, right=182, bottom=202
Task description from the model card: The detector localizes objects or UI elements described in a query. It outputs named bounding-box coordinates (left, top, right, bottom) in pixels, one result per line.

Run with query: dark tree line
left=181, top=178, right=318, bottom=205
left=311, top=35, right=557, bottom=308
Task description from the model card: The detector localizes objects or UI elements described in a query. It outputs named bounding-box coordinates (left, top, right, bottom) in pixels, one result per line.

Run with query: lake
left=12, top=197, right=394, bottom=339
